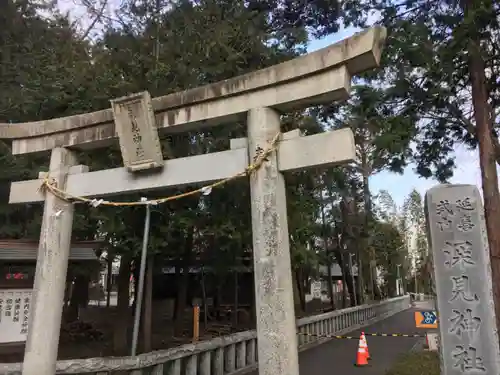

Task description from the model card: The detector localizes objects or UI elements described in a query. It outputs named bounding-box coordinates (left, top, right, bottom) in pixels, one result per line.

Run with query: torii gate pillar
left=248, top=107, right=299, bottom=375
left=22, top=148, right=81, bottom=375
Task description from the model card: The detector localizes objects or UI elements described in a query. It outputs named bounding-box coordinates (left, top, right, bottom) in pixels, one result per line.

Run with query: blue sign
left=415, top=310, right=438, bottom=328
left=422, top=311, right=437, bottom=324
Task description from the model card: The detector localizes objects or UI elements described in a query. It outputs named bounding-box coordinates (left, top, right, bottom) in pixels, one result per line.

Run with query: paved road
left=251, top=301, right=434, bottom=375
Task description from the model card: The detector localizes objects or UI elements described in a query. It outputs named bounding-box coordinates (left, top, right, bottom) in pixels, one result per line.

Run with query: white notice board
left=311, top=281, right=322, bottom=299
left=0, top=289, right=32, bottom=343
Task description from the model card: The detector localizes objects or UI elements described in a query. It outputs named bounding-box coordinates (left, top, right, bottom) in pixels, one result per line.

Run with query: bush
left=61, top=321, right=104, bottom=342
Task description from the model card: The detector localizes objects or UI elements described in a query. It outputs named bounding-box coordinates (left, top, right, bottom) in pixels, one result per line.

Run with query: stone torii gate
left=0, top=27, right=386, bottom=375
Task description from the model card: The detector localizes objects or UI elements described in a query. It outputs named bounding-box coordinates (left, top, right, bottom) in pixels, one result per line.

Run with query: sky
left=55, top=1, right=486, bottom=208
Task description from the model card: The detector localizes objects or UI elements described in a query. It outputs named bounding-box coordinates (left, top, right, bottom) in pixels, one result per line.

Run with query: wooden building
left=0, top=240, right=102, bottom=349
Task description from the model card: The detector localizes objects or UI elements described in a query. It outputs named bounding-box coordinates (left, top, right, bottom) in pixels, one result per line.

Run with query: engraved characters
left=126, top=104, right=146, bottom=160
left=452, top=346, right=486, bottom=372
left=449, top=308, right=481, bottom=339
left=444, top=241, right=474, bottom=270
left=449, top=275, right=478, bottom=303
left=435, top=198, right=476, bottom=233
left=434, top=195, right=488, bottom=373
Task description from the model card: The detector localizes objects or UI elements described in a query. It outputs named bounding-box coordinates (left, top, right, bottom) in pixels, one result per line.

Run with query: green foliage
left=317, top=82, right=416, bottom=298
left=0, top=0, right=98, bottom=239
left=343, top=0, right=500, bottom=181
left=321, top=85, right=416, bottom=175
left=373, top=189, right=398, bottom=223
left=371, top=219, right=406, bottom=294
left=402, top=189, right=428, bottom=266
left=373, top=188, right=430, bottom=292
left=0, top=0, right=353, bottom=281
left=4, top=0, right=491, bottom=301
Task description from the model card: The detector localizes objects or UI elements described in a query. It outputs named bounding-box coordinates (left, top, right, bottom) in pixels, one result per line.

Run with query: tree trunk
left=361, top=168, right=382, bottom=300
left=200, top=267, right=208, bottom=328
left=232, top=270, right=239, bottom=328
left=295, top=268, right=306, bottom=312
left=464, top=0, right=500, bottom=333
left=66, top=274, right=88, bottom=322
left=340, top=252, right=348, bottom=308
left=292, top=267, right=301, bottom=309
left=334, top=249, right=356, bottom=305
left=336, top=213, right=348, bottom=308
left=142, top=255, right=153, bottom=352
left=232, top=246, right=240, bottom=328
left=340, top=196, right=361, bottom=304
left=62, top=278, right=72, bottom=321
left=320, top=201, right=336, bottom=310
left=174, top=227, right=194, bottom=336
left=67, top=276, right=80, bottom=322
left=343, top=196, right=364, bottom=304
left=326, top=261, right=335, bottom=310
left=174, top=264, right=190, bottom=336
left=173, top=262, right=181, bottom=320
left=114, top=255, right=131, bottom=354
left=214, top=280, right=223, bottom=321
left=106, top=253, right=113, bottom=308
left=360, top=167, right=373, bottom=301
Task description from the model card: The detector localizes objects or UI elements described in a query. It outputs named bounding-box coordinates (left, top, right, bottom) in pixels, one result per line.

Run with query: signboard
left=311, top=281, right=321, bottom=299
left=0, top=289, right=32, bottom=343
left=110, top=91, right=164, bottom=172
left=415, top=310, right=438, bottom=329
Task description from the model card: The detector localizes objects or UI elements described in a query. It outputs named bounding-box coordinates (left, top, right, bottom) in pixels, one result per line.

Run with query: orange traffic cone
left=361, top=332, right=371, bottom=360
left=354, top=334, right=369, bottom=367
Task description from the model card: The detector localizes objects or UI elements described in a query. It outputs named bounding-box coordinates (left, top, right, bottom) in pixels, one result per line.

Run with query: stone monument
left=425, top=184, right=500, bottom=374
